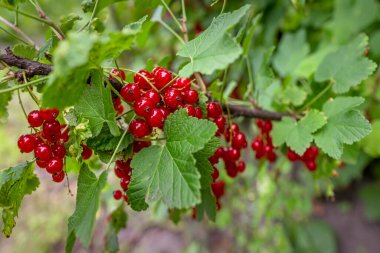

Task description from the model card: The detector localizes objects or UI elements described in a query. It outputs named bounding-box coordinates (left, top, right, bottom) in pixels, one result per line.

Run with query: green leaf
left=272, top=30, right=310, bottom=77
left=281, top=84, right=307, bottom=106
left=0, top=162, right=39, bottom=237
left=128, top=110, right=217, bottom=211
left=314, top=97, right=372, bottom=159
left=105, top=205, right=127, bottom=253
left=272, top=110, right=327, bottom=155
left=66, top=165, right=107, bottom=252
left=0, top=81, right=13, bottom=122
left=361, top=120, right=380, bottom=157
left=13, top=44, right=37, bottom=59
left=177, top=5, right=250, bottom=77
left=315, top=34, right=377, bottom=93
left=81, top=0, right=127, bottom=15
left=75, top=71, right=120, bottom=137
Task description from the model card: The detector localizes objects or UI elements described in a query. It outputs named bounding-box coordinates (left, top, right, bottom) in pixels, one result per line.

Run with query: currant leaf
left=105, top=205, right=127, bottom=253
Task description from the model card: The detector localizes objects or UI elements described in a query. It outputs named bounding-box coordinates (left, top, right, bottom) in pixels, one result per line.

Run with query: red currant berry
left=60, top=125, right=70, bottom=143
left=173, top=77, right=191, bottom=91
left=120, top=177, right=130, bottom=190
left=194, top=107, right=203, bottom=119
left=143, top=90, right=161, bottom=105
left=214, top=116, right=226, bottom=132
left=183, top=104, right=196, bottom=117
left=34, top=144, right=52, bottom=161
left=225, top=123, right=240, bottom=140
left=81, top=144, right=93, bottom=160
left=52, top=171, right=65, bottom=183
left=183, top=89, right=199, bottom=104
left=40, top=108, right=59, bottom=121
left=123, top=193, right=128, bottom=202
left=46, top=158, right=63, bottom=174
left=211, top=166, right=219, bottom=181
left=267, top=151, right=277, bottom=162
left=232, top=132, right=247, bottom=149
left=225, top=147, right=240, bottom=161
left=303, top=146, right=319, bottom=161
left=43, top=120, right=61, bottom=137
left=114, top=159, right=131, bottom=178
left=129, top=119, right=152, bottom=138
left=287, top=149, right=299, bottom=161
left=305, top=160, right=317, bottom=172
left=154, top=69, right=173, bottom=90
left=163, top=88, right=183, bottom=109
left=36, top=159, right=48, bottom=168
left=255, top=149, right=266, bottom=160
left=206, top=102, right=222, bottom=119
left=52, top=144, right=66, bottom=158
left=152, top=66, right=165, bottom=76
left=251, top=137, right=263, bottom=151
left=147, top=108, right=166, bottom=128
left=134, top=97, right=155, bottom=118
left=28, top=110, right=44, bottom=127
left=134, top=70, right=153, bottom=90
left=256, top=119, right=264, bottom=129
left=237, top=161, right=246, bottom=172
left=211, top=181, right=225, bottom=198
left=120, top=83, right=141, bottom=103
left=133, top=141, right=151, bottom=153
left=261, top=121, right=272, bottom=133
left=225, top=161, right=238, bottom=178
left=113, top=190, right=123, bottom=200
left=110, top=69, right=126, bottom=80
left=18, top=134, right=36, bottom=153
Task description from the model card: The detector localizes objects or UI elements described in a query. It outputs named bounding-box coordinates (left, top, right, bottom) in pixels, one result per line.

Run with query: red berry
left=43, top=120, right=61, bottom=137
left=225, top=147, right=240, bottom=161
left=267, top=151, right=277, bottom=162
left=52, top=171, right=65, bottom=183
left=194, top=107, right=203, bottom=119
left=154, top=69, right=173, bottom=90
left=237, top=161, right=246, bottom=172
left=225, top=123, right=240, bottom=140
left=133, top=141, right=151, bottom=152
left=183, top=89, right=199, bottom=104
left=46, top=158, right=63, bottom=174
left=287, top=149, right=299, bottom=161
left=305, top=160, right=317, bottom=172
left=225, top=161, right=238, bottom=178
left=152, top=66, right=165, bottom=76
left=214, top=116, right=226, bottom=133
left=206, top=102, right=222, bottom=119
left=147, top=108, right=166, bottom=128
left=232, top=132, right=247, bottom=149
left=211, top=181, right=225, bottom=198
left=120, top=177, right=130, bottom=190
left=40, top=108, right=59, bottom=121
left=251, top=137, right=263, bottom=151
left=81, top=144, right=93, bottom=160
left=264, top=145, right=272, bottom=154
left=34, top=144, right=52, bottom=161
left=256, top=119, right=264, bottom=129
left=134, top=70, right=153, bottom=90
left=60, top=125, right=70, bottom=143
left=123, top=193, right=128, bottom=202
left=110, top=69, right=126, bottom=80
left=211, top=166, right=219, bottom=181
left=143, top=90, right=161, bottom=105
left=36, top=159, right=48, bottom=168
left=261, top=121, right=272, bottom=133
left=129, top=119, right=152, bottom=138
left=134, top=97, right=155, bottom=118
left=18, top=134, right=36, bottom=153
left=120, top=83, right=141, bottom=103
left=28, top=110, right=44, bottom=127
left=114, top=159, right=131, bottom=178
left=173, top=77, right=191, bottom=91
left=183, top=104, right=196, bottom=117
left=303, top=146, right=319, bottom=161
left=113, top=190, right=122, bottom=200
left=52, top=144, right=66, bottom=158
left=255, top=149, right=266, bottom=160
left=163, top=88, right=183, bottom=109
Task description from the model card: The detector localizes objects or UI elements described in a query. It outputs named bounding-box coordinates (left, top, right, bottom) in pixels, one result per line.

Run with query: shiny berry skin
left=214, top=116, right=226, bottom=131
left=134, top=70, right=153, bottom=90
left=113, top=190, right=122, bottom=200
left=183, top=104, right=196, bottom=117
left=260, top=120, right=272, bottom=133
left=211, top=166, right=219, bottom=181
left=60, top=125, right=70, bottom=143
left=18, top=134, right=36, bottom=153
left=81, top=144, right=93, bottom=160
left=206, top=102, right=223, bottom=119
left=51, top=144, right=66, bottom=158
left=133, top=141, right=151, bottom=153
left=34, top=144, right=52, bottom=161
left=303, top=146, right=319, bottom=161
left=287, top=149, right=299, bottom=161
left=120, top=177, right=130, bottom=190
left=211, top=181, right=225, bottom=198
left=110, top=69, right=126, bottom=80
left=305, top=160, right=317, bottom=172
left=28, top=110, right=44, bottom=127
left=123, top=193, right=128, bottom=202
left=183, top=89, right=199, bottom=104
left=163, top=88, right=183, bottom=109
left=194, top=107, right=203, bottom=119
left=43, top=120, right=61, bottom=137
left=148, top=108, right=166, bottom=128
left=52, top=171, right=65, bottom=183
left=152, top=66, right=165, bottom=76
left=173, top=77, right=191, bottom=91
left=237, top=161, right=246, bottom=172
left=232, top=132, right=247, bottom=149
left=143, top=90, right=161, bottom=105
left=129, top=119, right=152, bottom=138
left=251, top=137, right=263, bottom=151
left=225, top=147, right=240, bottom=161
left=46, top=158, right=63, bottom=174
left=36, top=159, right=48, bottom=168
left=267, top=151, right=277, bottom=162
left=114, top=160, right=131, bottom=179
left=225, top=161, right=238, bottom=178
left=134, top=97, right=155, bottom=118
left=40, top=108, right=59, bottom=121
left=120, top=83, right=141, bottom=103
left=154, top=69, right=173, bottom=90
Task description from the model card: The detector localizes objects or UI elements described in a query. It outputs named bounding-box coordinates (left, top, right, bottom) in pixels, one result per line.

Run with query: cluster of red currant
left=17, top=109, right=93, bottom=183
left=287, top=146, right=319, bottom=172
left=250, top=119, right=277, bottom=162
left=112, top=159, right=132, bottom=202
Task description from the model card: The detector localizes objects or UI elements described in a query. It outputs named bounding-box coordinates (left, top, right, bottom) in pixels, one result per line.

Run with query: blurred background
left=1, top=0, right=380, bottom=252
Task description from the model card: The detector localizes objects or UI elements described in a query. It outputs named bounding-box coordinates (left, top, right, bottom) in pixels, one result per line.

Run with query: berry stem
left=105, top=68, right=159, bottom=92
left=300, top=80, right=333, bottom=111
left=0, top=76, right=49, bottom=94
left=160, top=0, right=183, bottom=32
left=0, top=15, right=37, bottom=49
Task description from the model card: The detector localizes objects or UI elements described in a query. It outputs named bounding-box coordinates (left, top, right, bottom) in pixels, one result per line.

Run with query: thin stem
left=220, top=0, right=227, bottom=14
left=104, top=76, right=125, bottom=102
left=0, top=76, right=49, bottom=94
left=27, top=86, right=40, bottom=106
left=244, top=56, right=254, bottom=99
left=180, top=0, right=188, bottom=42
left=79, top=0, right=99, bottom=31
left=0, top=25, right=30, bottom=45
left=116, top=109, right=134, bottom=120
left=300, top=81, right=333, bottom=111
left=0, top=16, right=37, bottom=49
left=158, top=20, right=185, bottom=44
left=159, top=73, right=178, bottom=92
left=160, top=0, right=182, bottom=31
left=194, top=73, right=207, bottom=93
left=18, top=75, right=28, bottom=120
left=106, top=116, right=135, bottom=171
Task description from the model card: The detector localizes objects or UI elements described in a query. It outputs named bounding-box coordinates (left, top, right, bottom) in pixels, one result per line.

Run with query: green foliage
left=66, top=165, right=107, bottom=252
left=128, top=110, right=217, bottom=211
left=0, top=162, right=39, bottom=237
left=105, top=205, right=128, bottom=253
